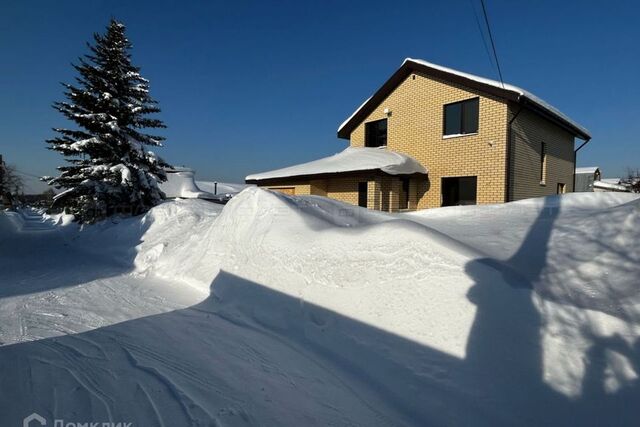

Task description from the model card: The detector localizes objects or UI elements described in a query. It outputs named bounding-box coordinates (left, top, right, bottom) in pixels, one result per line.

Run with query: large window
left=365, top=119, right=387, bottom=147
left=443, top=97, right=479, bottom=136
left=441, top=176, right=477, bottom=206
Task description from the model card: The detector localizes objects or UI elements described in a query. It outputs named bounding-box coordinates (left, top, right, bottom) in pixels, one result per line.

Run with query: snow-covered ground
left=1, top=190, right=639, bottom=426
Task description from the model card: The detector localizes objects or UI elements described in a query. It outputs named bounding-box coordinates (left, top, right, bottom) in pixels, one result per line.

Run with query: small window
left=365, top=119, right=387, bottom=147
left=443, top=98, right=479, bottom=136
left=557, top=183, right=566, bottom=194
left=540, top=142, right=547, bottom=184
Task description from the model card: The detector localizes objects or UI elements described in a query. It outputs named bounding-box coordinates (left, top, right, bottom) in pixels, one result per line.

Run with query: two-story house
left=246, top=58, right=591, bottom=211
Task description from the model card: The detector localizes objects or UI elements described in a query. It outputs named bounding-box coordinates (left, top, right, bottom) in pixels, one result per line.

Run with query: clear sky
left=2, top=0, right=639, bottom=193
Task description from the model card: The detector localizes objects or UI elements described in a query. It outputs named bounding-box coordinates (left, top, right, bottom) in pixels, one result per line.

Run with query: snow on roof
left=159, top=168, right=217, bottom=200
left=575, top=166, right=600, bottom=174
left=593, top=180, right=629, bottom=192
left=600, top=178, right=622, bottom=185
left=338, top=58, right=591, bottom=139
left=246, top=147, right=427, bottom=181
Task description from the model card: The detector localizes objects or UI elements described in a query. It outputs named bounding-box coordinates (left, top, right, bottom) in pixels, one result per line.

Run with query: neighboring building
left=246, top=58, right=591, bottom=211
left=160, top=167, right=218, bottom=200
left=574, top=166, right=601, bottom=192
left=593, top=180, right=630, bottom=193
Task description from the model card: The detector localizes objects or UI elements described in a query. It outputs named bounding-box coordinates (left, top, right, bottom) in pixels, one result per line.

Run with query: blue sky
left=2, top=0, right=639, bottom=193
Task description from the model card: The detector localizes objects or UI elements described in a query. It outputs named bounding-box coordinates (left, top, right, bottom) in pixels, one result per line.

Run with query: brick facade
left=349, top=71, right=509, bottom=208
left=257, top=64, right=583, bottom=212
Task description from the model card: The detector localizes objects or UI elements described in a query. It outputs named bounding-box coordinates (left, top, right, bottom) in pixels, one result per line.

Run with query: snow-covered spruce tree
left=45, top=19, right=168, bottom=223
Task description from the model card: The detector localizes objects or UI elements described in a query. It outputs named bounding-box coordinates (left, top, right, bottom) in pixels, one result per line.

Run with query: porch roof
left=245, top=147, right=427, bottom=182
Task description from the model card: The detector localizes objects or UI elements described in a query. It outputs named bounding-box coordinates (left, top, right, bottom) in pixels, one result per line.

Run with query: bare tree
left=624, top=168, right=640, bottom=193
left=1, top=163, right=25, bottom=196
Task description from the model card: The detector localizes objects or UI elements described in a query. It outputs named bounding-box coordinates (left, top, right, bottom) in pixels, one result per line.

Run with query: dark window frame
left=443, top=97, right=480, bottom=136
left=441, top=176, right=478, bottom=207
left=365, top=119, right=388, bottom=147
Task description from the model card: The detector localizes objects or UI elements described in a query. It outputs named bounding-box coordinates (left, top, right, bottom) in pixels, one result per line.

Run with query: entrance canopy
left=246, top=147, right=427, bottom=182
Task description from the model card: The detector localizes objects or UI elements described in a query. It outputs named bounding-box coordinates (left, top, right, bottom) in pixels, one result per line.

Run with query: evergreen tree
left=45, top=19, right=169, bottom=223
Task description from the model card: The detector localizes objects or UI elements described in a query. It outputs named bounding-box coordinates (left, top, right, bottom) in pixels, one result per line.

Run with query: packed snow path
left=1, top=191, right=639, bottom=426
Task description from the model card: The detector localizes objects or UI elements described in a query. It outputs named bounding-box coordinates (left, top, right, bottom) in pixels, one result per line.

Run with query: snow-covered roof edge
left=337, top=58, right=590, bottom=140
left=575, top=166, right=600, bottom=174
left=593, top=180, right=629, bottom=192
left=245, top=147, right=427, bottom=182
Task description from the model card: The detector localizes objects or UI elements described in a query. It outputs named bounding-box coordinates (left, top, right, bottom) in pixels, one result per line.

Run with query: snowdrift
left=1, top=189, right=639, bottom=426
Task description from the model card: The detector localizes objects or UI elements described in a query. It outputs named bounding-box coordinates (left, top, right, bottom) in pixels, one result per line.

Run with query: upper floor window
left=365, top=119, right=387, bottom=147
left=443, top=97, right=479, bottom=137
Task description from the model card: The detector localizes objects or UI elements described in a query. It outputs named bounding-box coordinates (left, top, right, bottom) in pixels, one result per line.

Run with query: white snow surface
left=159, top=168, right=217, bottom=199
left=338, top=58, right=591, bottom=138
left=1, top=190, right=639, bottom=426
left=593, top=180, right=629, bottom=192
left=576, top=166, right=600, bottom=174
left=245, top=146, right=427, bottom=181
left=195, top=180, right=252, bottom=195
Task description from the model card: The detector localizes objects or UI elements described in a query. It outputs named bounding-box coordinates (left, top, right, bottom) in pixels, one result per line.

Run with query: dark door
left=400, top=177, right=410, bottom=209
left=441, top=176, right=477, bottom=206
left=358, top=182, right=368, bottom=208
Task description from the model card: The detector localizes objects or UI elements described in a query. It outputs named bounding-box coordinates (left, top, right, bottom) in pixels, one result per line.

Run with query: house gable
left=338, top=58, right=590, bottom=141
left=348, top=70, right=510, bottom=208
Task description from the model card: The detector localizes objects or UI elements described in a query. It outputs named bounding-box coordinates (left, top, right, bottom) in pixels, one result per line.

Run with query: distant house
left=574, top=166, right=601, bottom=192
left=160, top=167, right=217, bottom=200
left=593, top=179, right=630, bottom=193
left=246, top=58, right=591, bottom=211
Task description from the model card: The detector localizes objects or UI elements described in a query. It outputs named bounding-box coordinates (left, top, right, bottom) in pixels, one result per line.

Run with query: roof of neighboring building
left=246, top=147, right=427, bottom=182
left=337, top=58, right=591, bottom=141
left=593, top=180, right=629, bottom=192
left=575, top=166, right=600, bottom=174
left=600, top=178, right=622, bottom=185
left=160, top=167, right=217, bottom=200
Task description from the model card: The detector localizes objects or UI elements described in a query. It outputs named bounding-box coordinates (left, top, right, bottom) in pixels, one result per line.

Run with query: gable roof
left=337, top=58, right=591, bottom=141
left=246, top=147, right=427, bottom=182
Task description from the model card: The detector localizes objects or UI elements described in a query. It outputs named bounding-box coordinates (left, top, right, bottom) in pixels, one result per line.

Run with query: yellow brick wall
left=349, top=71, right=509, bottom=208
left=508, top=106, right=575, bottom=200
left=264, top=175, right=410, bottom=211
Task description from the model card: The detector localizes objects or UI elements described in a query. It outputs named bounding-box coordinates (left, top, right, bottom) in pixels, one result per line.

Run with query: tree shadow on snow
left=0, top=214, right=153, bottom=299
left=464, top=196, right=640, bottom=425
left=1, top=198, right=639, bottom=426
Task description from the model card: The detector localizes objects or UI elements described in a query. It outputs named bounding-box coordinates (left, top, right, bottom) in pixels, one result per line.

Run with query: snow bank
left=130, top=189, right=640, bottom=421
left=2, top=190, right=639, bottom=425
left=245, top=147, right=427, bottom=181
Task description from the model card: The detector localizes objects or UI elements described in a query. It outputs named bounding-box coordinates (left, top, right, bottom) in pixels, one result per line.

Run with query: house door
left=358, top=182, right=368, bottom=208
left=441, top=176, right=477, bottom=206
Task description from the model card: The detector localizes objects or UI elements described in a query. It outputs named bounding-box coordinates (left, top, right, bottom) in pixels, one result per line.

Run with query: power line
left=479, top=0, right=505, bottom=88
left=469, top=0, right=495, bottom=74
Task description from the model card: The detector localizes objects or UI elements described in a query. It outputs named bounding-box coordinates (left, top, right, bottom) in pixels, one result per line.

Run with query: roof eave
left=337, top=59, right=590, bottom=141
left=246, top=168, right=428, bottom=185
